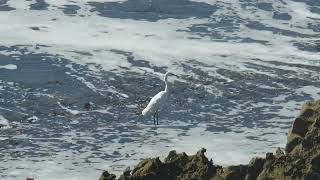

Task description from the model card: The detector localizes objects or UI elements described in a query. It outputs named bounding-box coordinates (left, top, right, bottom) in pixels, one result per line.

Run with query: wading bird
left=142, top=72, right=177, bottom=125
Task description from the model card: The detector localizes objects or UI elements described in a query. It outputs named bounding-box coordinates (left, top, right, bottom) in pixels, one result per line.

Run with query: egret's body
left=142, top=72, right=174, bottom=125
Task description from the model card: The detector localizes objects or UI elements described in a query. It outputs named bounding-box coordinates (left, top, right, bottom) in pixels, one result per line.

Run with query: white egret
left=142, top=72, right=177, bottom=125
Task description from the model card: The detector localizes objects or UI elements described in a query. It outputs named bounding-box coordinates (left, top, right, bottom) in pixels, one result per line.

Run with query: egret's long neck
left=164, top=74, right=170, bottom=92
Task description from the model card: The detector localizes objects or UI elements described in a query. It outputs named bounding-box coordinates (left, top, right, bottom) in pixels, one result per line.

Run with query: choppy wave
left=0, top=0, right=320, bottom=179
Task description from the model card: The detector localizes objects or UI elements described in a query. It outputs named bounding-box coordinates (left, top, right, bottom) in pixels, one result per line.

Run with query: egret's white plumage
left=142, top=72, right=174, bottom=125
left=142, top=91, right=168, bottom=116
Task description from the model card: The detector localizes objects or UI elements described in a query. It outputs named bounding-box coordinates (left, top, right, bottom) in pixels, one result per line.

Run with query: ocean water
left=0, top=0, right=320, bottom=179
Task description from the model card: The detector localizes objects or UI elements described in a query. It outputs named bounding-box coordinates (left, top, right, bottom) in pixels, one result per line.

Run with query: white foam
left=27, top=115, right=39, bottom=122
left=43, top=0, right=127, bottom=7
left=7, top=0, right=34, bottom=10
left=296, top=86, right=320, bottom=100
left=0, top=0, right=318, bottom=77
left=32, top=92, right=55, bottom=98
left=93, top=108, right=113, bottom=115
left=0, top=106, right=28, bottom=116
left=57, top=102, right=80, bottom=115
left=288, top=1, right=320, bottom=20
left=0, top=115, right=11, bottom=129
left=0, top=64, right=17, bottom=70
left=57, top=102, right=114, bottom=115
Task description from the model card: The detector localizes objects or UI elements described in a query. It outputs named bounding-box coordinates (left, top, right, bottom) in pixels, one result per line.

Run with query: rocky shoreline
left=100, top=100, right=320, bottom=180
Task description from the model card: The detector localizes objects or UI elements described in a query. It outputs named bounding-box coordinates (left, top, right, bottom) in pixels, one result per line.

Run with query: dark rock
left=165, top=150, right=178, bottom=162
left=129, top=157, right=164, bottom=179
left=222, top=165, right=248, bottom=180
left=178, top=148, right=217, bottom=180
left=117, top=148, right=217, bottom=180
left=101, top=100, right=320, bottom=180
left=275, top=147, right=285, bottom=157
left=301, top=108, right=314, bottom=118
left=303, top=172, right=320, bottom=180
left=291, top=117, right=310, bottom=136
left=123, top=167, right=131, bottom=176
left=245, top=157, right=265, bottom=180
left=311, top=153, right=320, bottom=170
left=265, top=153, right=274, bottom=160
left=286, top=100, right=320, bottom=155
left=30, top=27, right=40, bottom=31
left=313, top=116, right=320, bottom=128
left=112, top=151, right=121, bottom=156
left=100, top=171, right=116, bottom=180
left=285, top=136, right=302, bottom=154
left=84, top=102, right=94, bottom=110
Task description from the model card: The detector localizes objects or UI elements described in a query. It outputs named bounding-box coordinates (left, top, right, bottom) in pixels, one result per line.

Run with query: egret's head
left=164, top=72, right=179, bottom=82
left=165, top=72, right=172, bottom=77
left=165, top=72, right=179, bottom=78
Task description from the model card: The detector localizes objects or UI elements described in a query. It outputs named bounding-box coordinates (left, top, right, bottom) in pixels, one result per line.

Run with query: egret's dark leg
left=156, top=111, right=159, bottom=125
left=153, top=112, right=156, bottom=125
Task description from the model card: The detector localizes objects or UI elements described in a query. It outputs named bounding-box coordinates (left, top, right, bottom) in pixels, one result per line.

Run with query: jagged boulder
left=258, top=100, right=320, bottom=180
left=119, top=148, right=217, bottom=180
left=102, top=100, right=320, bottom=180
left=286, top=100, right=320, bottom=157
left=100, top=171, right=116, bottom=180
left=173, top=148, right=217, bottom=180
left=245, top=157, right=265, bottom=180
left=213, top=165, right=248, bottom=180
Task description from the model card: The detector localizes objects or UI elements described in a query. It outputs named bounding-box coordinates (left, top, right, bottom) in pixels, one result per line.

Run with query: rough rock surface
left=100, top=100, right=320, bottom=180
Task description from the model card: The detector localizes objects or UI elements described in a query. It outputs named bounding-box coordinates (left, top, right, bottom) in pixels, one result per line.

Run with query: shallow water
left=0, top=0, right=320, bottom=179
